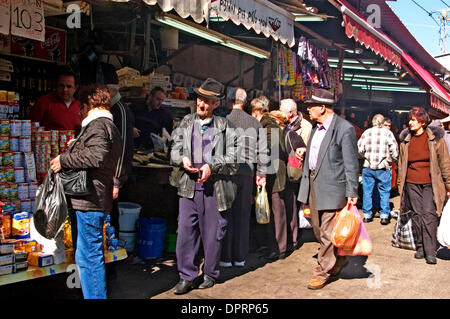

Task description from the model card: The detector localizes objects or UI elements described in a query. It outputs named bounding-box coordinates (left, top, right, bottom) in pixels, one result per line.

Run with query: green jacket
left=170, top=114, right=238, bottom=212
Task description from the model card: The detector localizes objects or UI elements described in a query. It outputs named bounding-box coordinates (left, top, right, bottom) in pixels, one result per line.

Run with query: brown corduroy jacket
left=398, top=126, right=450, bottom=216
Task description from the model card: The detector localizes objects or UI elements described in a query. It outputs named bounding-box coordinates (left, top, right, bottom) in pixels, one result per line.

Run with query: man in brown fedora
left=297, top=88, right=359, bottom=289
left=170, top=78, right=238, bottom=295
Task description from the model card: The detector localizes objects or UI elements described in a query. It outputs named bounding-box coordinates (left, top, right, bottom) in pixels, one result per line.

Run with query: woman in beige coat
left=398, top=107, right=450, bottom=264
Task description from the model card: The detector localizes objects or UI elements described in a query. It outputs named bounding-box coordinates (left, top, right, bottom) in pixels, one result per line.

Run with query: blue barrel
left=137, top=218, right=167, bottom=259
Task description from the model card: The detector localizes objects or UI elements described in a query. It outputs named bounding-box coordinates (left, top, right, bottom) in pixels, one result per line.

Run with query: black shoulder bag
left=58, top=125, right=93, bottom=196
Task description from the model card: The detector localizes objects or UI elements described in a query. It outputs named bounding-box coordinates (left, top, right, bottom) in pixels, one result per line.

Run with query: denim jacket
left=170, top=114, right=238, bottom=212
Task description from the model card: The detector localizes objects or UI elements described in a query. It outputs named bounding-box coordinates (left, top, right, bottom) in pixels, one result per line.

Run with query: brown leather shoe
left=330, top=259, right=349, bottom=277
left=307, top=278, right=328, bottom=290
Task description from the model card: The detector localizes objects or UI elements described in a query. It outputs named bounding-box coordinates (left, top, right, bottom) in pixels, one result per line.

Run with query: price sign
left=10, top=0, right=44, bottom=42
left=0, top=0, right=9, bottom=35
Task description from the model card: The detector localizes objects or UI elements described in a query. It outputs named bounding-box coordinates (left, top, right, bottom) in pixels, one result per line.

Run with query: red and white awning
left=340, top=4, right=402, bottom=68
left=143, top=0, right=209, bottom=23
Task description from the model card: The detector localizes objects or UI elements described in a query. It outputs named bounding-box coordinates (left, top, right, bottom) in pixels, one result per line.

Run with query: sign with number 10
left=10, top=0, right=44, bottom=42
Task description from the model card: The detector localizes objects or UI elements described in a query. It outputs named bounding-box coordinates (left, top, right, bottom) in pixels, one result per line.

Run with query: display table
left=0, top=247, right=127, bottom=286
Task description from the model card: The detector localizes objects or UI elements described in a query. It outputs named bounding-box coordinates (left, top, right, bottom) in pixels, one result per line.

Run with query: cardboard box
left=27, top=252, right=54, bottom=267
left=13, top=261, right=28, bottom=273
left=0, top=264, right=12, bottom=275
left=0, top=242, right=14, bottom=255
left=0, top=254, right=13, bottom=265
left=14, top=251, right=27, bottom=263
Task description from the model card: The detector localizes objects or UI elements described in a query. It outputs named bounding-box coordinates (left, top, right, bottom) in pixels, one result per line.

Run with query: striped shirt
left=357, top=126, right=399, bottom=170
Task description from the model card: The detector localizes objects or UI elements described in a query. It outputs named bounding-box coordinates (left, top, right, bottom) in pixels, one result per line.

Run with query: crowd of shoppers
left=34, top=65, right=449, bottom=297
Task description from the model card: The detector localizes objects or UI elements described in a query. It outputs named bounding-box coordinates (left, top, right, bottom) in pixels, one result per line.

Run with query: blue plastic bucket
left=137, top=218, right=167, bottom=259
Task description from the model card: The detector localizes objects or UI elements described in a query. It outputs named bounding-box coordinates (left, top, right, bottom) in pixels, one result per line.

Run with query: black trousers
left=401, top=182, right=439, bottom=257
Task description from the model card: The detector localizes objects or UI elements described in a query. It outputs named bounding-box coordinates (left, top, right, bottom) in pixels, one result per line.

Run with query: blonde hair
left=250, top=95, right=270, bottom=113
left=269, top=110, right=289, bottom=127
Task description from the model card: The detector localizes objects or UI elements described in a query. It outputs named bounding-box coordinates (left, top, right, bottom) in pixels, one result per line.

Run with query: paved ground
left=2, top=196, right=449, bottom=300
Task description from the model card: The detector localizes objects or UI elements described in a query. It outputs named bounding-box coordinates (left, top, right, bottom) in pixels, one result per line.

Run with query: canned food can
left=18, top=183, right=28, bottom=200
left=12, top=199, right=21, bottom=212
left=30, top=200, right=34, bottom=213
left=21, top=120, right=31, bottom=136
left=28, top=182, right=38, bottom=199
left=34, top=131, right=42, bottom=143
left=0, top=135, right=9, bottom=151
left=10, top=120, right=21, bottom=136
left=5, top=167, right=14, bottom=182
left=32, top=122, right=40, bottom=128
left=51, top=130, right=59, bottom=143
left=9, top=136, right=19, bottom=151
left=20, top=199, right=31, bottom=213
left=19, top=136, right=31, bottom=152
left=13, top=152, right=22, bottom=168
left=42, top=131, right=51, bottom=143
left=0, top=119, right=10, bottom=135
left=3, top=151, right=13, bottom=167
left=0, top=183, right=7, bottom=200
left=14, top=167, right=24, bottom=183
left=2, top=183, right=10, bottom=200
left=9, top=183, right=18, bottom=199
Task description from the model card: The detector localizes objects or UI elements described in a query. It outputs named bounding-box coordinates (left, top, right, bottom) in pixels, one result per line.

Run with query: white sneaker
left=233, top=261, right=245, bottom=267
left=390, top=210, right=400, bottom=219
left=219, top=261, right=232, bottom=268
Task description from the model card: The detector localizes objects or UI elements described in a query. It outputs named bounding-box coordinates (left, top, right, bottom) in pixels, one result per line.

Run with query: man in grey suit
left=297, top=89, right=359, bottom=290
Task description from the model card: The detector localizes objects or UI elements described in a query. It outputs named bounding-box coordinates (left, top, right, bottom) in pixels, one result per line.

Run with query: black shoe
left=198, top=276, right=215, bottom=289
left=263, top=252, right=279, bottom=261
left=380, top=218, right=390, bottom=225
left=426, top=256, right=437, bottom=264
left=363, top=217, right=373, bottom=223
left=414, top=251, right=425, bottom=259
left=173, top=279, right=193, bottom=295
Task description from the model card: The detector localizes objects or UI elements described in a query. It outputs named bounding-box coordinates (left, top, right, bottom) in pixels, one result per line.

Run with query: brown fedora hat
left=194, top=78, right=225, bottom=100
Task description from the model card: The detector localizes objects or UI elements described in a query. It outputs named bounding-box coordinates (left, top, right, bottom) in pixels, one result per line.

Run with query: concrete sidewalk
left=106, top=196, right=450, bottom=299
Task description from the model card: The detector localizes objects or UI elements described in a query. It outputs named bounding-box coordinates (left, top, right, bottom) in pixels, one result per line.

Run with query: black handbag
left=58, top=126, right=93, bottom=196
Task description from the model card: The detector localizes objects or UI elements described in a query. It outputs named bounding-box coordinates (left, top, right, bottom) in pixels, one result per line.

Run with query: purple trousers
left=177, top=190, right=228, bottom=281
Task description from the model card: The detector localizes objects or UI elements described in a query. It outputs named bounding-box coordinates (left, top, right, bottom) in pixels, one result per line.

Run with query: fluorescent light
left=209, top=15, right=226, bottom=22
left=293, top=14, right=325, bottom=22
left=156, top=13, right=270, bottom=59
left=344, top=77, right=411, bottom=85
left=328, top=58, right=376, bottom=65
left=345, top=48, right=363, bottom=54
left=351, top=84, right=426, bottom=93
left=329, top=63, right=388, bottom=71
left=349, top=74, right=402, bottom=81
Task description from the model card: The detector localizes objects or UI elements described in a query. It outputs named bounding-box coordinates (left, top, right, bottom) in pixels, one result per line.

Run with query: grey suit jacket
left=297, top=114, right=359, bottom=211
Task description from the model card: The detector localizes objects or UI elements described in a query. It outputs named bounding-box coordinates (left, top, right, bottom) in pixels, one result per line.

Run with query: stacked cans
left=0, top=119, right=37, bottom=214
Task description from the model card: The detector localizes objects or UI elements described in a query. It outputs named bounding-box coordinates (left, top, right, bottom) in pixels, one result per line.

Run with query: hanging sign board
left=10, top=0, right=45, bottom=42
left=10, top=26, right=65, bottom=63
left=210, top=0, right=295, bottom=47
left=0, top=0, right=9, bottom=35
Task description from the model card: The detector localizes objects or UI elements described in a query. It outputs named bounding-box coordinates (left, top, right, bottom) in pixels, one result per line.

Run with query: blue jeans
left=70, top=210, right=108, bottom=299
left=362, top=168, right=391, bottom=219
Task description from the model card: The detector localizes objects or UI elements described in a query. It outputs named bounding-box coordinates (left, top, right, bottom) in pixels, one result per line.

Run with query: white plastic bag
left=437, top=201, right=450, bottom=248
left=30, top=216, right=66, bottom=264
left=299, top=204, right=312, bottom=229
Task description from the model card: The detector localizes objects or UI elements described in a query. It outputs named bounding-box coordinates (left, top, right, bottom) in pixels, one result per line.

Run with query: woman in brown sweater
left=398, top=107, right=450, bottom=264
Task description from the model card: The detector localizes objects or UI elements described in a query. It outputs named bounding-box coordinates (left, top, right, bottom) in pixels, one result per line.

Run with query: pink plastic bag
left=338, top=217, right=373, bottom=256
left=331, top=204, right=361, bottom=248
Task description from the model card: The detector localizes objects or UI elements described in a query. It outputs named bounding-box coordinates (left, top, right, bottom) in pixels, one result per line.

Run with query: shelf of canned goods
left=0, top=247, right=127, bottom=286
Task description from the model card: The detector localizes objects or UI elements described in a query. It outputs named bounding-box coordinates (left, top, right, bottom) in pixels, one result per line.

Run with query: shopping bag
left=437, top=201, right=450, bottom=248
left=255, top=185, right=270, bottom=224
left=331, top=204, right=361, bottom=248
left=391, top=210, right=416, bottom=250
left=285, top=133, right=302, bottom=183
left=338, top=219, right=373, bottom=256
left=298, top=204, right=312, bottom=229
left=33, top=170, right=68, bottom=239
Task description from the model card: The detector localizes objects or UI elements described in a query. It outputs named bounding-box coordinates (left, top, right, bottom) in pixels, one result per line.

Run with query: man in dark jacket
left=297, top=89, right=359, bottom=290
left=170, top=78, right=238, bottom=295
left=102, top=63, right=135, bottom=236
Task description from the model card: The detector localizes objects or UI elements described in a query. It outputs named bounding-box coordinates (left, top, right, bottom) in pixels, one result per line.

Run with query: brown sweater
left=407, top=131, right=431, bottom=184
